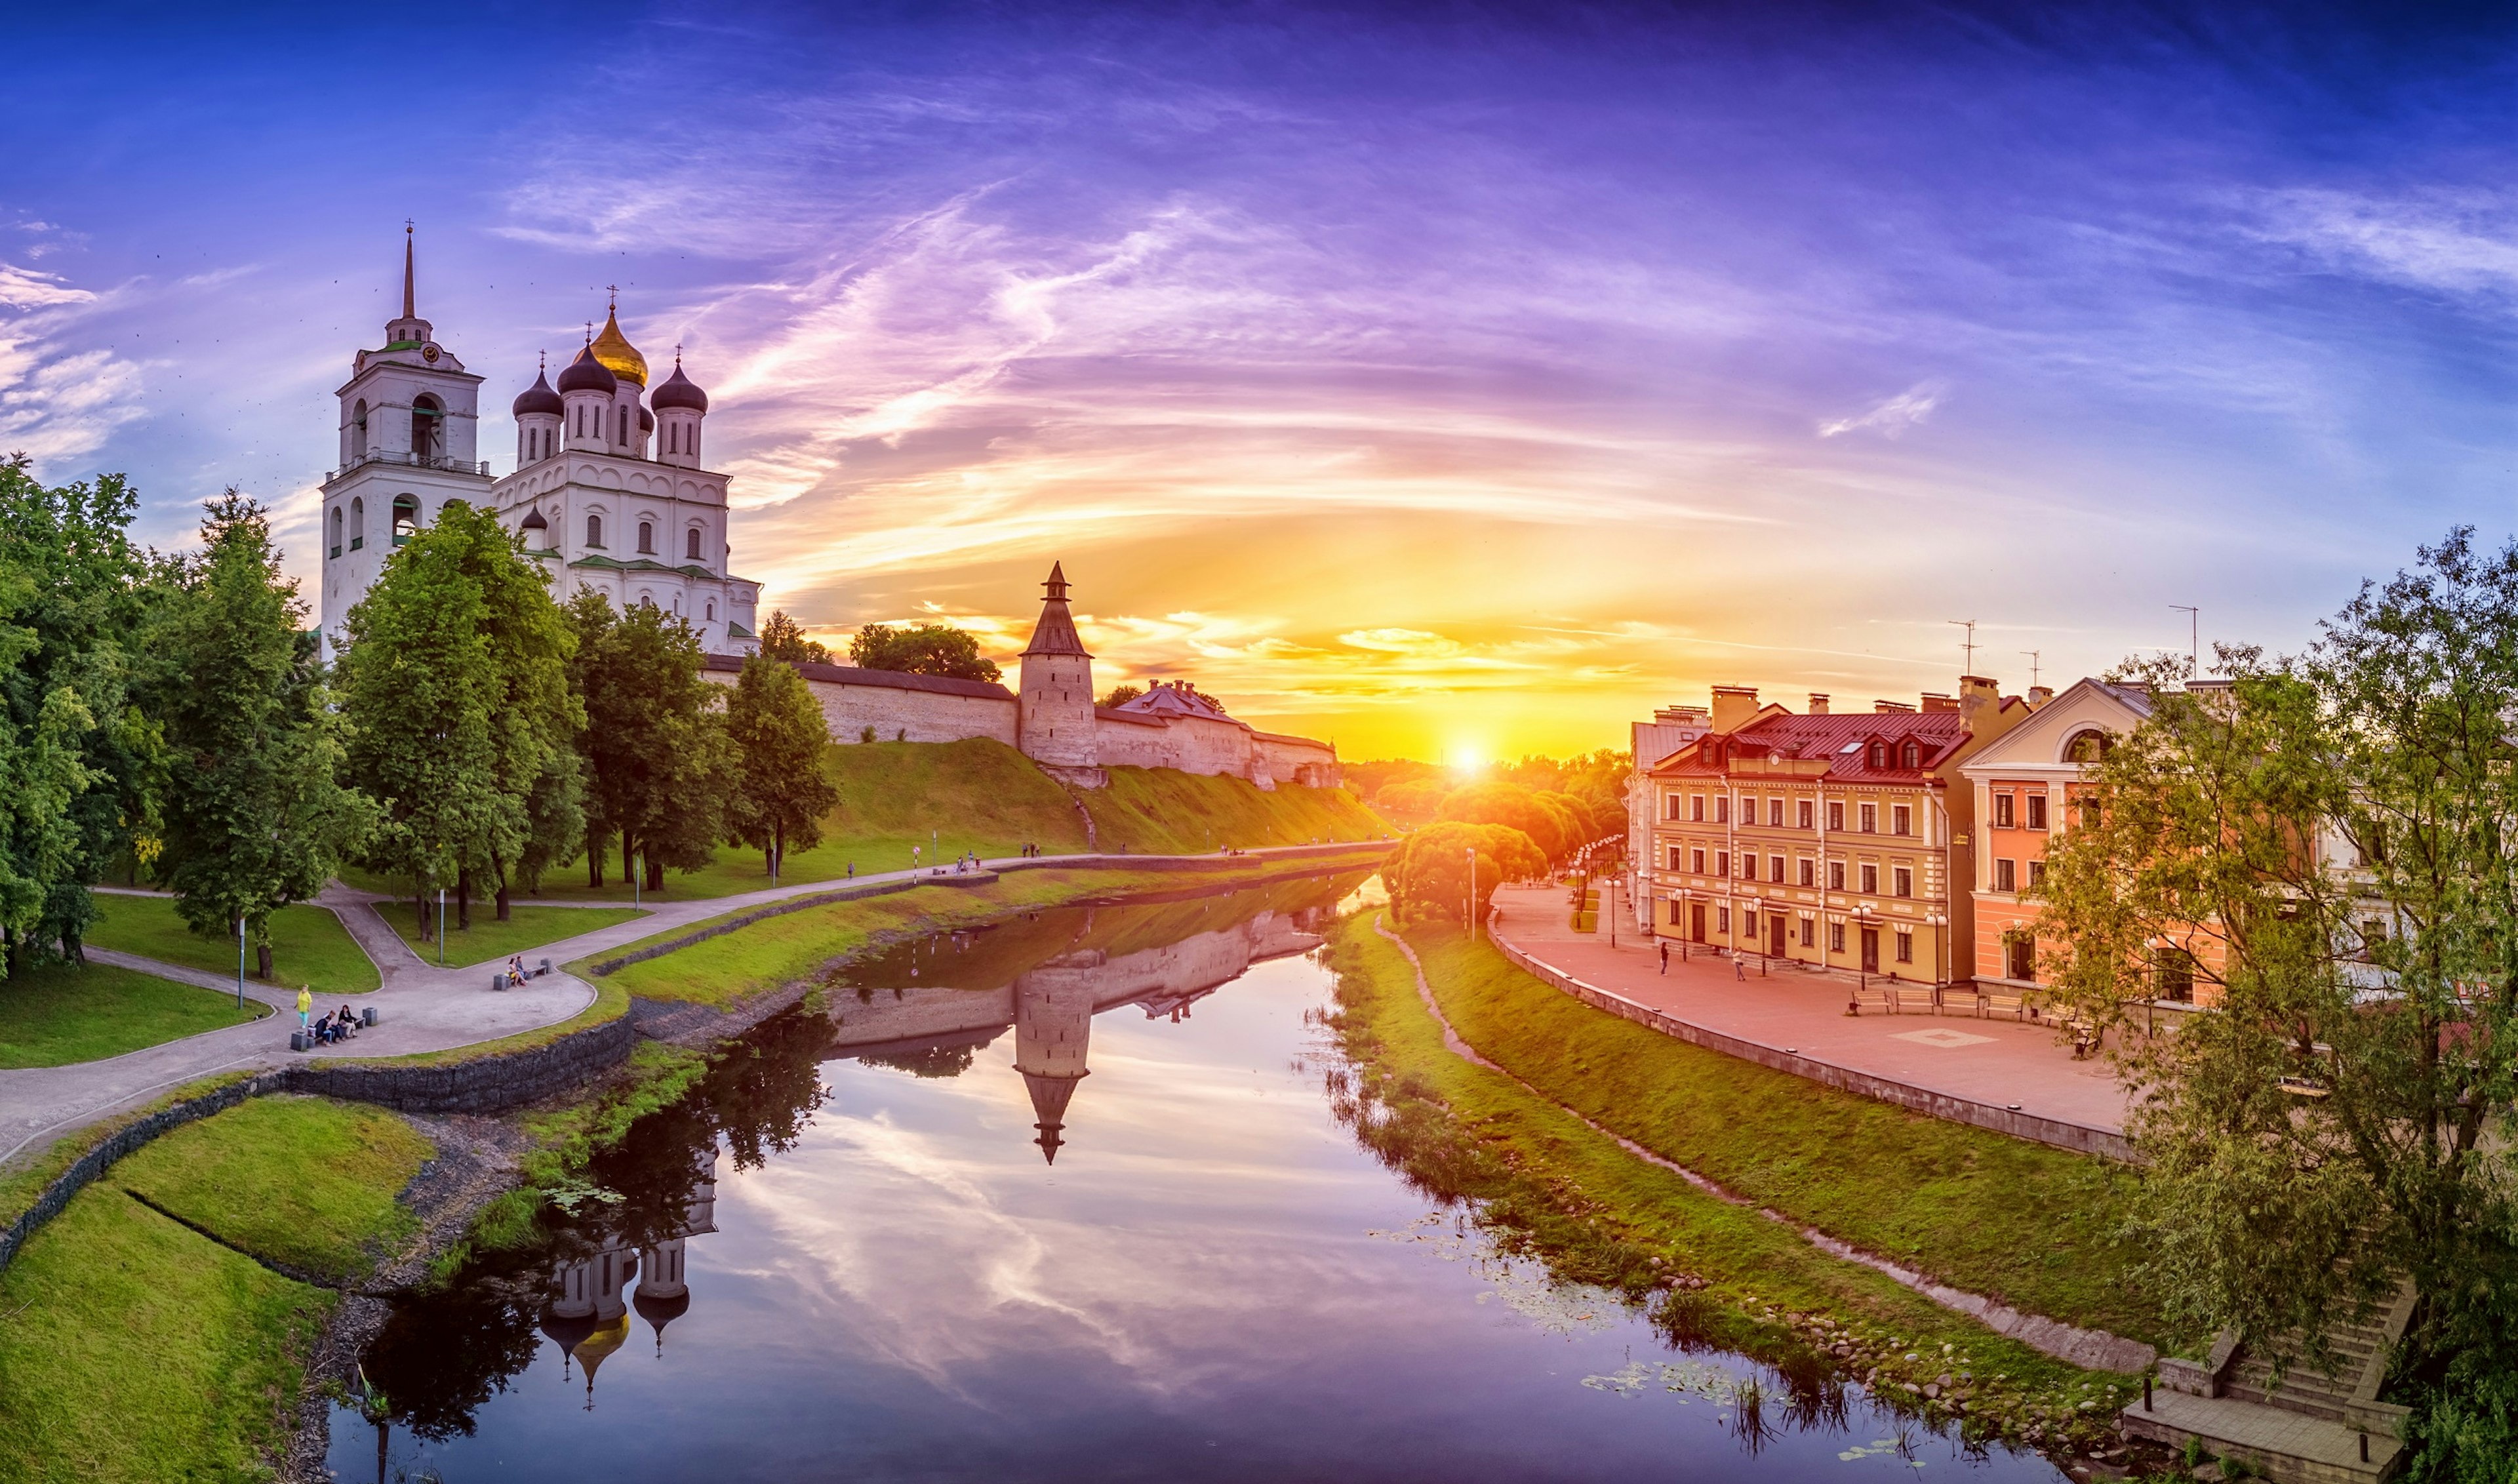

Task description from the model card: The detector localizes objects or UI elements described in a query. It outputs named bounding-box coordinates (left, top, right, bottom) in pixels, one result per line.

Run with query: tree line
left=0, top=457, right=839, bottom=982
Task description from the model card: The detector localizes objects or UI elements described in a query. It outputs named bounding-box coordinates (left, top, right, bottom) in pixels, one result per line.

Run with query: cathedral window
left=586, top=515, right=604, bottom=549
left=329, top=506, right=342, bottom=559
left=685, top=527, right=701, bottom=561
left=637, top=521, right=656, bottom=554
left=412, top=395, right=443, bottom=462
left=706, top=599, right=715, bottom=620
left=350, top=399, right=368, bottom=459
left=350, top=497, right=365, bottom=550
left=391, top=494, right=420, bottom=546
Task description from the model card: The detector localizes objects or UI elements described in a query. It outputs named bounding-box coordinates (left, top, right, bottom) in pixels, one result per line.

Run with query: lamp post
left=436, top=886, right=446, bottom=967
left=235, top=915, right=246, bottom=1010
left=1466, top=845, right=1477, bottom=942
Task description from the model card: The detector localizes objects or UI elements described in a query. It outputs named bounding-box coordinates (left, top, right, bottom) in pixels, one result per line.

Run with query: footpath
left=2, top=843, right=1382, bottom=1170
left=1487, top=884, right=2132, bottom=1148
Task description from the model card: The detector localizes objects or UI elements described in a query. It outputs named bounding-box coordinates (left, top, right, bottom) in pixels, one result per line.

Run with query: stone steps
left=2123, top=1391, right=2399, bottom=1484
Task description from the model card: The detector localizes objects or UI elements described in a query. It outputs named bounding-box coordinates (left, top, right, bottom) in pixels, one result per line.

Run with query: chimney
left=1875, top=699, right=1916, bottom=714
left=1921, top=692, right=1959, bottom=713
left=1957, top=673, right=2000, bottom=728
left=2027, top=685, right=2054, bottom=708
left=1710, top=685, right=1761, bottom=734
left=1807, top=693, right=1830, bottom=715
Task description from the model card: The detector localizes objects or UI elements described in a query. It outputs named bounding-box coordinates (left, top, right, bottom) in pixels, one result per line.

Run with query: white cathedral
left=318, top=232, right=761, bottom=655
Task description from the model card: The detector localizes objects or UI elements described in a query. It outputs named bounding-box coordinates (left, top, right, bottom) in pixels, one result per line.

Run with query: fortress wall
left=1092, top=711, right=1266, bottom=780
left=702, top=665, right=1021, bottom=746
left=1254, top=732, right=1340, bottom=788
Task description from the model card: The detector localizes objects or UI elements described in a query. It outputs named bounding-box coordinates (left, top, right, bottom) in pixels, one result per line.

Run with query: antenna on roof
left=1948, top=618, right=1978, bottom=676
left=2021, top=651, right=2041, bottom=688
left=2170, top=606, right=2199, bottom=673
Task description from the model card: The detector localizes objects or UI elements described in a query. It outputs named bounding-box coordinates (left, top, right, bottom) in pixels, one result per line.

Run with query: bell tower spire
left=386, top=222, right=432, bottom=348
left=402, top=220, right=415, bottom=319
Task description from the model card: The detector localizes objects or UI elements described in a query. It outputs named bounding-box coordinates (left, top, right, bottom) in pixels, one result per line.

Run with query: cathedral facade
left=318, top=233, right=760, bottom=656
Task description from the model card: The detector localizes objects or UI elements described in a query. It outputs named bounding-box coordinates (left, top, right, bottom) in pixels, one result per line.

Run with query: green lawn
left=113, top=1094, right=432, bottom=1284
left=85, top=893, right=380, bottom=995
left=1397, top=920, right=2170, bottom=1350
left=0, top=1095, right=428, bottom=1478
left=1325, top=913, right=2132, bottom=1455
left=349, top=738, right=1389, bottom=906
left=371, top=901, right=647, bottom=967
left=0, top=960, right=268, bottom=1068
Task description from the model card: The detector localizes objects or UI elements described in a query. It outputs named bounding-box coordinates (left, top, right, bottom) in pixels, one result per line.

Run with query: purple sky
left=5, top=3, right=2513, bottom=759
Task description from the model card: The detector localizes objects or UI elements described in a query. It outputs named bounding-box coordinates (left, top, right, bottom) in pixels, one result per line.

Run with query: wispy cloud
left=0, top=263, right=144, bottom=469
left=2247, top=187, right=2518, bottom=300
left=1818, top=380, right=1947, bottom=439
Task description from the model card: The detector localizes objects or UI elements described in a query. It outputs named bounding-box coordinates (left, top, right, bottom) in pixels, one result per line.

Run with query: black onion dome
left=638, top=407, right=654, bottom=433
left=555, top=344, right=618, bottom=395
left=650, top=361, right=709, bottom=412
left=519, top=505, right=548, bottom=531
left=511, top=371, right=565, bottom=418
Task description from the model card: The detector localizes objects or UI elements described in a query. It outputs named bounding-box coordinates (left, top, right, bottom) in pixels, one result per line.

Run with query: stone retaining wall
left=1490, top=934, right=2137, bottom=1162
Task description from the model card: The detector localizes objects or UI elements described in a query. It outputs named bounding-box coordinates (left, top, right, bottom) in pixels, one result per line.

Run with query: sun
left=1447, top=744, right=1487, bottom=780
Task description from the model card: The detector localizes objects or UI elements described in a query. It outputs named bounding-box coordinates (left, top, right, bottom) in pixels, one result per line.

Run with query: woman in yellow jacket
left=295, top=986, right=312, bottom=1034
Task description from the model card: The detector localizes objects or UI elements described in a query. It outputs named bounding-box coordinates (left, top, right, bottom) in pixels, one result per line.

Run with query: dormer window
left=1902, top=742, right=1921, bottom=769
left=1868, top=742, right=1888, bottom=769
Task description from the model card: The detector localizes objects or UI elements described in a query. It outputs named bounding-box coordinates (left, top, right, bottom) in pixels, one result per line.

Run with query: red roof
left=1650, top=710, right=1971, bottom=784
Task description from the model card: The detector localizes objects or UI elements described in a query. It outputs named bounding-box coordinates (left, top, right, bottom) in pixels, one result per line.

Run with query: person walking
left=1658, top=940, right=1669, bottom=976
left=1732, top=955, right=1746, bottom=982
left=295, top=984, right=312, bottom=1033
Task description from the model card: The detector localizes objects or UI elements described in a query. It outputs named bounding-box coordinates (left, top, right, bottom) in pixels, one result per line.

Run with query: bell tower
left=317, top=225, right=490, bottom=655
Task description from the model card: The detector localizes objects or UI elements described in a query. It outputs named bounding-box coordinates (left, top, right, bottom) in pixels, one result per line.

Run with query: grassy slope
left=0, top=960, right=268, bottom=1068
left=86, top=893, right=381, bottom=995
left=0, top=1095, right=425, bottom=1481
left=354, top=738, right=1385, bottom=905
left=595, top=858, right=1379, bottom=1007
left=114, top=1094, right=433, bottom=1283
left=1405, top=924, right=2168, bottom=1348
left=372, top=901, right=648, bottom=967
left=1325, top=913, right=2132, bottom=1452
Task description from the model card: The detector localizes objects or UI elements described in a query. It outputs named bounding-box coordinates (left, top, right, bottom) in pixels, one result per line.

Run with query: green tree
left=1382, top=820, right=1546, bottom=927
left=1439, top=780, right=1578, bottom=860
left=758, top=609, right=832, bottom=666
left=1100, top=683, right=1142, bottom=708
left=847, top=622, right=1001, bottom=682
left=2035, top=532, right=2518, bottom=1473
left=569, top=592, right=734, bottom=892
left=0, top=456, right=160, bottom=968
left=723, top=654, right=838, bottom=883
left=150, top=495, right=374, bottom=978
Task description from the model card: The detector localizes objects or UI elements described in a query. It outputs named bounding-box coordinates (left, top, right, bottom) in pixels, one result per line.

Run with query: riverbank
left=1320, top=911, right=2152, bottom=1463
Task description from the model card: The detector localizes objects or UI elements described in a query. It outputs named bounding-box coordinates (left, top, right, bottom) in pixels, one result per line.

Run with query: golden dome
left=590, top=308, right=647, bottom=387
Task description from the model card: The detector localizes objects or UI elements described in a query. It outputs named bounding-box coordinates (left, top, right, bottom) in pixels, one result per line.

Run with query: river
left=330, top=872, right=2066, bottom=1482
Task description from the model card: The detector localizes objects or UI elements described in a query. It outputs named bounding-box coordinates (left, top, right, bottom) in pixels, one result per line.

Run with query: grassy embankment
left=0, top=960, right=269, bottom=1068
left=0, top=1094, right=432, bottom=1482
left=1325, top=912, right=2138, bottom=1456
left=371, top=901, right=648, bottom=967
left=349, top=738, right=1389, bottom=906
left=1404, top=923, right=2168, bottom=1349
left=85, top=892, right=382, bottom=995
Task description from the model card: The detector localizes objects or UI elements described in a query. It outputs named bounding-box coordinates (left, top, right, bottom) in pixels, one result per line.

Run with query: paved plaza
left=1487, top=883, right=2132, bottom=1137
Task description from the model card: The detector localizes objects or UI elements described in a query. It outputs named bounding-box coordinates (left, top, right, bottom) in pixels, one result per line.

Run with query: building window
left=637, top=521, right=656, bottom=554
left=1860, top=863, right=1879, bottom=894
left=2155, top=947, right=2196, bottom=1003
left=1892, top=805, right=1911, bottom=836
left=2007, top=933, right=2036, bottom=982
left=1668, top=792, right=1685, bottom=821
left=1859, top=803, right=1877, bottom=833
left=2077, top=795, right=2101, bottom=828
left=350, top=496, right=365, bottom=550
left=2026, top=793, right=2047, bottom=830
left=1797, top=799, right=1813, bottom=830
left=1994, top=858, right=2017, bottom=892
left=1743, top=910, right=1757, bottom=938
left=1769, top=854, right=1784, bottom=882
left=1798, top=858, right=1814, bottom=887
left=586, top=515, right=604, bottom=548
left=2026, top=859, right=2046, bottom=889
left=1669, top=846, right=1686, bottom=872
left=706, top=599, right=716, bottom=621
left=1829, top=861, right=1846, bottom=891
left=1892, top=866, right=1912, bottom=898
left=1690, top=795, right=1705, bottom=822
left=329, top=506, right=342, bottom=559
left=1717, top=907, right=1731, bottom=934
left=1799, top=917, right=1814, bottom=947
left=1895, top=929, right=1913, bottom=963
left=1902, top=742, right=1921, bottom=769
left=1993, top=793, right=2015, bottom=828
left=686, top=527, right=702, bottom=561
left=412, top=395, right=443, bottom=462
left=1691, top=848, right=1706, bottom=874
left=2064, top=729, right=2109, bottom=764
left=1828, top=801, right=1845, bottom=832
left=1715, top=851, right=1729, bottom=877
left=350, top=399, right=369, bottom=459
left=391, top=494, right=420, bottom=546
left=1829, top=921, right=1846, bottom=953
left=1670, top=900, right=1684, bottom=926
left=1767, top=798, right=1784, bottom=827
left=1715, top=796, right=1729, bottom=824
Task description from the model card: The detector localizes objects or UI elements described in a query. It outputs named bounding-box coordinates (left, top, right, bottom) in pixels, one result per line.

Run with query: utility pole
left=2170, top=606, right=2199, bottom=673
left=235, top=916, right=246, bottom=1010
left=437, top=887, right=446, bottom=967
left=1949, top=618, right=1978, bottom=676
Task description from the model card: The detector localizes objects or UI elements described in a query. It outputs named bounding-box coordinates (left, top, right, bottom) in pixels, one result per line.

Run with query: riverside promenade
left=1, top=843, right=1380, bottom=1170
left=1486, top=883, right=2132, bottom=1147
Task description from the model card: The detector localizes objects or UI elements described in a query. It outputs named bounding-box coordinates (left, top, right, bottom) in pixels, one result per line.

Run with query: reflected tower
left=1011, top=952, right=1103, bottom=1163
left=633, top=1142, right=721, bottom=1355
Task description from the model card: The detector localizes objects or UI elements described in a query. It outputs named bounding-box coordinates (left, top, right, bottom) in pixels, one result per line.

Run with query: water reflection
left=338, top=872, right=2064, bottom=1483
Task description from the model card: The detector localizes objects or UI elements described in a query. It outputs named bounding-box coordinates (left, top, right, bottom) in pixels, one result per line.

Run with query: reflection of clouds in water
left=1370, top=1214, right=1623, bottom=1337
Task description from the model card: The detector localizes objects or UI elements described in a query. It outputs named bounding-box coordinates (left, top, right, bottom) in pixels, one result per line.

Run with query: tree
left=0, top=456, right=160, bottom=970
left=569, top=592, right=734, bottom=892
left=1382, top=821, right=1546, bottom=927
left=1100, top=683, right=1142, bottom=708
left=723, top=654, right=838, bottom=882
left=847, top=622, right=1001, bottom=682
left=758, top=609, right=831, bottom=666
left=1439, top=781, right=1578, bottom=861
left=150, top=495, right=374, bottom=978
left=2035, top=532, right=2518, bottom=1468
left=1374, top=778, right=1450, bottom=817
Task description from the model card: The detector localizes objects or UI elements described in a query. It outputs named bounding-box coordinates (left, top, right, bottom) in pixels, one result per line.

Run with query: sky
left=3, top=2, right=2513, bottom=763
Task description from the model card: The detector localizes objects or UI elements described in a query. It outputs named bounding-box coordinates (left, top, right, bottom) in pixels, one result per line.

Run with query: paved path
left=1487, top=884, right=2132, bottom=1136
left=2, top=844, right=1383, bottom=1171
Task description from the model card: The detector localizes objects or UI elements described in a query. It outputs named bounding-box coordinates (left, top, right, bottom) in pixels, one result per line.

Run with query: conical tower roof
left=1022, top=1067, right=1086, bottom=1165
left=1020, top=562, right=1092, bottom=659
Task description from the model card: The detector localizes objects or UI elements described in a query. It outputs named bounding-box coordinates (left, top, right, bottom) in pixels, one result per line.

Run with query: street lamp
left=1466, top=845, right=1477, bottom=942
left=235, top=915, right=246, bottom=1010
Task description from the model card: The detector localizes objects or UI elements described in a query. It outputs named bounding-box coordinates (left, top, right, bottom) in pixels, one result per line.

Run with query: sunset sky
left=4, top=3, right=2513, bottom=762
